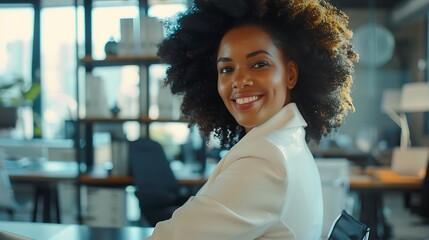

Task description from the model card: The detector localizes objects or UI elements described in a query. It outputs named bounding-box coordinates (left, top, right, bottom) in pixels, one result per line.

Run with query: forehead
left=217, top=25, right=278, bottom=56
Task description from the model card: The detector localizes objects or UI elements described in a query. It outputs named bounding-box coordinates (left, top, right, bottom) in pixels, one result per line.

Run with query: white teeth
left=236, top=96, right=259, bottom=105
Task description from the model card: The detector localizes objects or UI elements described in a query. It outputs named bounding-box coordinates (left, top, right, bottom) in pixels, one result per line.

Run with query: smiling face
left=217, top=25, right=298, bottom=132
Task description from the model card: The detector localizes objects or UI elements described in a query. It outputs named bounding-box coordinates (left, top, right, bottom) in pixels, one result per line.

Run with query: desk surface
left=80, top=169, right=208, bottom=186
left=6, top=159, right=207, bottom=185
left=6, top=159, right=77, bottom=183
left=6, top=159, right=424, bottom=190
left=349, top=166, right=423, bottom=190
left=81, top=164, right=424, bottom=190
left=0, top=221, right=153, bottom=240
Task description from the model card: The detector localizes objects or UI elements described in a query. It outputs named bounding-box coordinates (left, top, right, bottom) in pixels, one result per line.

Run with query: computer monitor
left=391, top=147, right=429, bottom=177
left=180, top=139, right=207, bottom=174
left=0, top=107, right=17, bottom=129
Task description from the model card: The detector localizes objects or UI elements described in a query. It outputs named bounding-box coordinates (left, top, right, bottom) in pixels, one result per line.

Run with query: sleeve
left=147, top=149, right=287, bottom=240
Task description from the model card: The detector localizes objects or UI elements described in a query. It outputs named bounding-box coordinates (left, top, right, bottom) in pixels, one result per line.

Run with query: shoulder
left=223, top=126, right=308, bottom=167
left=230, top=138, right=283, bottom=160
left=223, top=136, right=288, bottom=171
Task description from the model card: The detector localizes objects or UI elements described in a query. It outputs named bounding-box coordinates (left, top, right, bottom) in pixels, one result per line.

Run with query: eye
left=219, top=66, right=234, bottom=74
left=252, top=61, right=269, bottom=69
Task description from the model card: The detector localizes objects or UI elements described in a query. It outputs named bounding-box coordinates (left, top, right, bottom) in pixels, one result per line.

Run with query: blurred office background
left=0, top=0, right=429, bottom=239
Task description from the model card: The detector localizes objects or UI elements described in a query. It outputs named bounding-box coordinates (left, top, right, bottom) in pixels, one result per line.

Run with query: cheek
left=271, top=74, right=289, bottom=101
left=271, top=72, right=288, bottom=90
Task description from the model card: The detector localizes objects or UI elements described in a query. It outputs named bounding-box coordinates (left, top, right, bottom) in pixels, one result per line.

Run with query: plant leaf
left=23, top=83, right=41, bottom=102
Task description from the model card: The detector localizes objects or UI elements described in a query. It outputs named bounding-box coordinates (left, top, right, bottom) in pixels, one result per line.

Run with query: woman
left=148, top=0, right=358, bottom=239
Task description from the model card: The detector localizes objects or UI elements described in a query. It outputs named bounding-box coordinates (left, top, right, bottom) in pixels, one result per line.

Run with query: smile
left=235, top=96, right=261, bottom=105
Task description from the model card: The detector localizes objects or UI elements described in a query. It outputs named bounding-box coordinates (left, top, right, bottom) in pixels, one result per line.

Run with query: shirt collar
left=239, top=102, right=307, bottom=143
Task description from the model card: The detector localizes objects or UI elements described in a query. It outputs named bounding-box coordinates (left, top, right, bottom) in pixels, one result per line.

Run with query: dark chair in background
left=419, top=163, right=429, bottom=221
left=328, top=210, right=370, bottom=240
left=129, top=138, right=190, bottom=226
left=0, top=107, right=17, bottom=130
left=406, top=161, right=429, bottom=223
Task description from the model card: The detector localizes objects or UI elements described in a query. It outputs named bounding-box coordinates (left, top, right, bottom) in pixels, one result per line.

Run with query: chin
left=237, top=120, right=258, bottom=130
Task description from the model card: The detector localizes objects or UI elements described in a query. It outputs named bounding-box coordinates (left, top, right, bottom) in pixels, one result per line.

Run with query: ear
left=286, top=60, right=298, bottom=89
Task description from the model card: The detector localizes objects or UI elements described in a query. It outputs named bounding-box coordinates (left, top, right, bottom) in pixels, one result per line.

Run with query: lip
left=230, top=91, right=264, bottom=100
left=230, top=92, right=264, bottom=110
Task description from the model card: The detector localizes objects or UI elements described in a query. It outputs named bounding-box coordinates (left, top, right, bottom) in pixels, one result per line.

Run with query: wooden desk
left=349, top=166, right=423, bottom=240
left=6, top=160, right=208, bottom=186
left=0, top=221, right=154, bottom=240
left=80, top=171, right=208, bottom=186
left=6, top=160, right=208, bottom=224
left=80, top=165, right=423, bottom=189
left=350, top=166, right=423, bottom=190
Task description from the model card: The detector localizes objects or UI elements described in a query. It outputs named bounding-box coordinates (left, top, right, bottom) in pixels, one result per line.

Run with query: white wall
left=331, top=8, right=427, bottom=149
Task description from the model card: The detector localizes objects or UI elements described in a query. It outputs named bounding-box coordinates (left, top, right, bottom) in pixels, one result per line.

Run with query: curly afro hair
left=158, top=0, right=358, bottom=148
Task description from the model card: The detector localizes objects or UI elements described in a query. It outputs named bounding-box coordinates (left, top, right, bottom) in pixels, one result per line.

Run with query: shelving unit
left=73, top=0, right=191, bottom=225
left=78, top=57, right=155, bottom=170
left=78, top=55, right=187, bottom=169
left=75, top=0, right=187, bottom=170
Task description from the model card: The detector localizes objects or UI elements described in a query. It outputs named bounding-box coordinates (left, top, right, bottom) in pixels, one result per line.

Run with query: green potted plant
left=0, top=77, right=40, bottom=129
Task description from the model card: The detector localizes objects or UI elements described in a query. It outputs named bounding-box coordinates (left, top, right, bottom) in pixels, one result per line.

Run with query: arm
left=147, top=153, right=287, bottom=240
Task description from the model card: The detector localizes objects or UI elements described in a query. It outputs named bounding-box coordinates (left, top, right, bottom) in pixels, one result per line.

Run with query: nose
left=232, top=70, right=253, bottom=89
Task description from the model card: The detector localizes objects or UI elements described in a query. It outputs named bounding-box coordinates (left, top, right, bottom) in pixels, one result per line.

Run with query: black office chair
left=419, top=163, right=429, bottom=221
left=406, top=162, right=429, bottom=223
left=327, top=210, right=370, bottom=240
left=129, top=138, right=189, bottom=226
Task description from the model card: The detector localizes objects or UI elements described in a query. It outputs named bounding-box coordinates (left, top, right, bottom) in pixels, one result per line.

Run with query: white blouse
left=147, top=103, right=323, bottom=239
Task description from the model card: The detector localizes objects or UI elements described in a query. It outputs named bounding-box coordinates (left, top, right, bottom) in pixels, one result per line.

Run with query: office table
left=0, top=221, right=153, bottom=240
left=7, top=160, right=77, bottom=183
left=350, top=167, right=422, bottom=190
left=6, top=160, right=78, bottom=223
left=80, top=169, right=208, bottom=186
left=6, top=160, right=208, bottom=224
left=349, top=166, right=423, bottom=240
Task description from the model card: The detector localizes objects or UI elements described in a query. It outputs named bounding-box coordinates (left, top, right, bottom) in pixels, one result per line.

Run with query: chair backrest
left=128, top=138, right=179, bottom=191
left=418, top=159, right=429, bottom=218
left=327, top=210, right=370, bottom=240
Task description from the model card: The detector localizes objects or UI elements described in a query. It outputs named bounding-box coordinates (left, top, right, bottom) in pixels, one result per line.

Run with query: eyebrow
left=217, top=50, right=272, bottom=64
left=247, top=50, right=271, bottom=58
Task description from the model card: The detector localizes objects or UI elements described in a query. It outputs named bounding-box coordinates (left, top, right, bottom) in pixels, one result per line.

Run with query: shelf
left=80, top=55, right=161, bottom=67
left=78, top=116, right=189, bottom=123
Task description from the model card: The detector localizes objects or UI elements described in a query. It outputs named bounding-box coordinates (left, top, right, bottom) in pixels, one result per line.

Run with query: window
left=41, top=5, right=78, bottom=138
left=0, top=7, right=33, bottom=83
left=0, top=5, right=34, bottom=139
left=6, top=0, right=191, bottom=155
